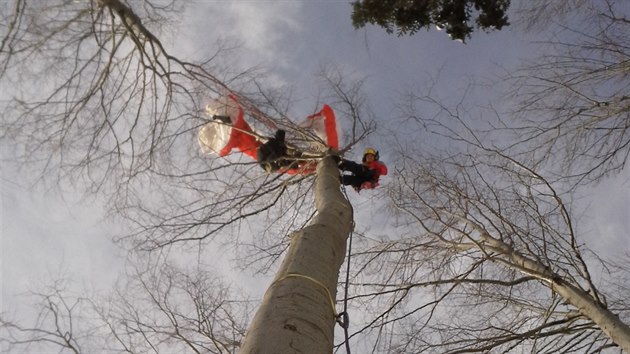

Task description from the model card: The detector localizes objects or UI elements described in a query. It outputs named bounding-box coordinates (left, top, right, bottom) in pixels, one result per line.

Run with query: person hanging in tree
left=337, top=148, right=388, bottom=191
left=256, top=129, right=304, bottom=173
left=205, top=116, right=298, bottom=173
left=198, top=95, right=340, bottom=175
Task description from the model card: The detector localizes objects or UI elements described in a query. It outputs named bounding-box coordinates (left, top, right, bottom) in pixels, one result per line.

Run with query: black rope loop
left=336, top=311, right=350, bottom=329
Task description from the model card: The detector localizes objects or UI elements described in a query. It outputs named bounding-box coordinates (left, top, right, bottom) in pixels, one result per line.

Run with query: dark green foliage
left=351, top=0, right=510, bottom=42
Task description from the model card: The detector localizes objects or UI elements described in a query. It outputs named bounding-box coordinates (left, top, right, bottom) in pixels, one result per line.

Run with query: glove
left=275, top=129, right=285, bottom=142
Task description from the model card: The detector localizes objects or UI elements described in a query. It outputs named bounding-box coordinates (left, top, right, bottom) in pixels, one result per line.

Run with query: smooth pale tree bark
left=240, top=156, right=353, bottom=354
left=479, top=232, right=630, bottom=352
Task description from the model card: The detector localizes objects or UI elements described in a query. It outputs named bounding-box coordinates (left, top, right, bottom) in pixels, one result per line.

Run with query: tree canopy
left=351, top=0, right=510, bottom=41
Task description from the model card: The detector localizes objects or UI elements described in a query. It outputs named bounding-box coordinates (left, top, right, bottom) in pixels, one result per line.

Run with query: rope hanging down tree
left=338, top=185, right=355, bottom=354
left=265, top=185, right=355, bottom=354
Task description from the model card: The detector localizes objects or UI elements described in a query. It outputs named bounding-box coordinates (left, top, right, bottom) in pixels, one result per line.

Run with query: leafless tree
left=0, top=260, right=250, bottom=353
left=2, top=0, right=203, bottom=184
left=0, top=0, right=373, bottom=251
left=328, top=73, right=630, bottom=352
left=512, top=0, right=591, bottom=32
left=506, top=0, right=630, bottom=187
left=330, top=127, right=630, bottom=353
left=1, top=1, right=370, bottom=353
left=0, top=0, right=299, bottom=195
left=390, top=147, right=629, bottom=352
left=239, top=157, right=354, bottom=353
left=350, top=7, right=630, bottom=348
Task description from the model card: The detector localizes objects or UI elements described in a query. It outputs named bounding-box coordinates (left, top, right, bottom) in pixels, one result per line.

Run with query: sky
left=1, top=0, right=629, bottom=351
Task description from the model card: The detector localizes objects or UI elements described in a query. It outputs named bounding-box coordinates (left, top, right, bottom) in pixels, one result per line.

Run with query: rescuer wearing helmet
left=337, top=148, right=388, bottom=191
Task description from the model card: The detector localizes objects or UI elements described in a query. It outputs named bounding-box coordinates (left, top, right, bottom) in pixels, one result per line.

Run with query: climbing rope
left=277, top=273, right=338, bottom=318
left=270, top=183, right=355, bottom=354
left=338, top=185, right=355, bottom=354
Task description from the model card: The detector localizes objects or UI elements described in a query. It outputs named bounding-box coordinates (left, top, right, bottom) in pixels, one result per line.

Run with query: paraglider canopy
left=198, top=95, right=261, bottom=160
left=197, top=95, right=341, bottom=174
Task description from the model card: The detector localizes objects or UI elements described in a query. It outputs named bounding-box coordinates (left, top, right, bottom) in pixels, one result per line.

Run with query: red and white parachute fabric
left=198, top=95, right=261, bottom=159
left=197, top=95, right=340, bottom=174
left=299, top=104, right=339, bottom=150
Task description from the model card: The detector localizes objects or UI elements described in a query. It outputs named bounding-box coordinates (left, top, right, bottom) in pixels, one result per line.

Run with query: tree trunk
left=239, top=156, right=353, bottom=354
left=553, top=278, right=630, bottom=352
left=484, top=233, right=630, bottom=352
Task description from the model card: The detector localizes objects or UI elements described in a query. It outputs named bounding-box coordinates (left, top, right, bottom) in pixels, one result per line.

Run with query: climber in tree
left=337, top=148, right=388, bottom=191
left=256, top=129, right=304, bottom=173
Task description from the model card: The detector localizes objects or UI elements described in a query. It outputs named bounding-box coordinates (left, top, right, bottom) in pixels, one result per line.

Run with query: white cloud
left=228, top=1, right=302, bottom=56
left=190, top=1, right=304, bottom=68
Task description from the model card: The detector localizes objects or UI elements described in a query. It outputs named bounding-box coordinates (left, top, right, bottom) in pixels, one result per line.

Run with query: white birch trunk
left=483, top=233, right=630, bottom=352
left=553, top=280, right=630, bottom=352
left=239, top=156, right=353, bottom=354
